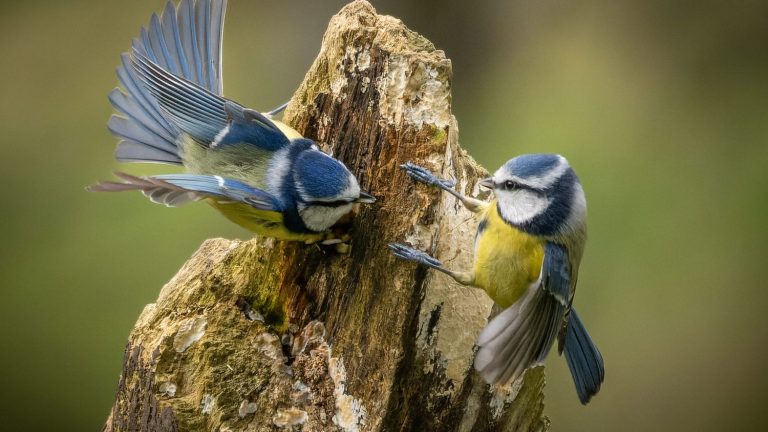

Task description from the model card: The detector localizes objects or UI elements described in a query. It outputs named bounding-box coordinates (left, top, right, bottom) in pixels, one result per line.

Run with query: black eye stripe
left=497, top=180, right=528, bottom=190
left=302, top=199, right=352, bottom=207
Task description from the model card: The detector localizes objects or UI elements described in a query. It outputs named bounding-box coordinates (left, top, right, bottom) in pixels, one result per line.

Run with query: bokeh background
left=1, top=0, right=766, bottom=430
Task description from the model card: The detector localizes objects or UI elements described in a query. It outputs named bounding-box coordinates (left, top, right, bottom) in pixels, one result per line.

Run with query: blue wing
left=89, top=172, right=283, bottom=210
left=108, top=0, right=288, bottom=164
left=108, top=0, right=228, bottom=165
left=131, top=51, right=290, bottom=151
left=136, top=0, right=227, bottom=94
left=542, top=242, right=571, bottom=306
left=130, top=52, right=227, bottom=145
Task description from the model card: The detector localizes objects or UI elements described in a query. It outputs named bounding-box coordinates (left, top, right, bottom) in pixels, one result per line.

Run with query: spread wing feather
left=107, top=0, right=227, bottom=164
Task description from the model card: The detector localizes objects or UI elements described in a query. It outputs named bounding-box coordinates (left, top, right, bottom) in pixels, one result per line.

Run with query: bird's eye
left=504, top=180, right=518, bottom=190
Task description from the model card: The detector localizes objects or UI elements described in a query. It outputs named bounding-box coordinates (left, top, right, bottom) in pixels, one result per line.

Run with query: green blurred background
left=1, top=0, right=766, bottom=430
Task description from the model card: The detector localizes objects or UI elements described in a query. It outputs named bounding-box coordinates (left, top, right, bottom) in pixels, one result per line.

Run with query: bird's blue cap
left=501, top=154, right=563, bottom=179
left=293, top=149, right=356, bottom=200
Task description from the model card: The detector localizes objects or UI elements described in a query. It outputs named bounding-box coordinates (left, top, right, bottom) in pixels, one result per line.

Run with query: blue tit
left=89, top=0, right=375, bottom=243
left=389, top=155, right=604, bottom=404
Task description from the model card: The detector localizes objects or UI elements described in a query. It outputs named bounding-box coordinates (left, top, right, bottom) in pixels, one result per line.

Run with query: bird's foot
left=388, top=243, right=443, bottom=269
left=400, top=162, right=456, bottom=190
left=311, top=232, right=352, bottom=254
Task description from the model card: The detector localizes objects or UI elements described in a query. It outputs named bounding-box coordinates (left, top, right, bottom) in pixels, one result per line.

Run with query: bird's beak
left=355, top=191, right=376, bottom=204
left=479, top=177, right=494, bottom=190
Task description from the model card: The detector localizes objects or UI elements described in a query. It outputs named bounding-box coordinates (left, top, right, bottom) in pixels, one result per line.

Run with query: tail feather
left=87, top=172, right=199, bottom=207
left=108, top=0, right=227, bottom=165
left=564, top=309, right=605, bottom=404
left=89, top=172, right=283, bottom=211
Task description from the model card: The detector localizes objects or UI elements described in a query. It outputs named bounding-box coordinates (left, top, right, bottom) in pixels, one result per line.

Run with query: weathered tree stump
left=103, top=1, right=549, bottom=431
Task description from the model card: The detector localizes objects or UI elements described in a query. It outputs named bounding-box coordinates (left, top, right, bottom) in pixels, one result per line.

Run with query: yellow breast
left=473, top=201, right=545, bottom=308
left=208, top=200, right=324, bottom=243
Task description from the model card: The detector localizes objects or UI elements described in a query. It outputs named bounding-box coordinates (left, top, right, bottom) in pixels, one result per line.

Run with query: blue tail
left=89, top=172, right=282, bottom=211
left=107, top=0, right=227, bottom=165
left=564, top=309, right=605, bottom=404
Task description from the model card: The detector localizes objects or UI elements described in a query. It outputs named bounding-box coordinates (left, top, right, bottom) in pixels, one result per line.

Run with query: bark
left=103, top=1, right=550, bottom=431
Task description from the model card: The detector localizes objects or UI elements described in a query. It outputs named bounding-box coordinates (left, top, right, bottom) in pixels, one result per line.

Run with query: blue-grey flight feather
left=110, top=54, right=180, bottom=164
left=108, top=88, right=176, bottom=148
left=114, top=141, right=181, bottom=165
left=131, top=51, right=228, bottom=144
left=107, top=0, right=227, bottom=164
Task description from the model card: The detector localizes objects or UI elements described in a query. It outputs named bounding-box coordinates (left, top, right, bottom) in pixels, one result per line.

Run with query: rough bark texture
left=103, top=2, right=550, bottom=431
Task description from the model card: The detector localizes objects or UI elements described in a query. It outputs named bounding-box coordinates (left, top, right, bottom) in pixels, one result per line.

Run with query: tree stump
left=103, top=1, right=549, bottom=431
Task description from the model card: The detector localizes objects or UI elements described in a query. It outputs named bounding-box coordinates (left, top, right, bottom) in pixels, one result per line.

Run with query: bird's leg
left=265, top=101, right=290, bottom=118
left=388, top=243, right=475, bottom=286
left=401, top=162, right=486, bottom=213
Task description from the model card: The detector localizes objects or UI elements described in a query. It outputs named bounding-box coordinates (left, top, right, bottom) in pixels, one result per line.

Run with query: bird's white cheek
left=497, top=190, right=551, bottom=224
left=299, top=204, right=353, bottom=232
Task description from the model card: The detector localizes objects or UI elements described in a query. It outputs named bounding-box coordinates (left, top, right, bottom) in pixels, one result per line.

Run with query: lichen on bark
left=103, top=2, right=549, bottom=431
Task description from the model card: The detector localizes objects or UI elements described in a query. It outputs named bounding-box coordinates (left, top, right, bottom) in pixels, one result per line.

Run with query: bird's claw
left=320, top=238, right=343, bottom=245
left=388, top=243, right=443, bottom=269
left=400, top=162, right=456, bottom=190
left=319, top=238, right=351, bottom=254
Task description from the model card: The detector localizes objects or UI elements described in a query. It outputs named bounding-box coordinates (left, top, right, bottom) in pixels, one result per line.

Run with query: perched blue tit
left=389, top=155, right=604, bottom=404
left=89, top=0, right=375, bottom=243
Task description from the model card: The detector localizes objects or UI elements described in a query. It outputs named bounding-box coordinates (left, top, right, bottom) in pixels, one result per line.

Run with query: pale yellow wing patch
left=271, top=120, right=303, bottom=140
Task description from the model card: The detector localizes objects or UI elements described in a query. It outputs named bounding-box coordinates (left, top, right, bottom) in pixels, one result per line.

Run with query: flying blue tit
left=389, top=155, right=604, bottom=404
left=89, top=0, right=375, bottom=243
